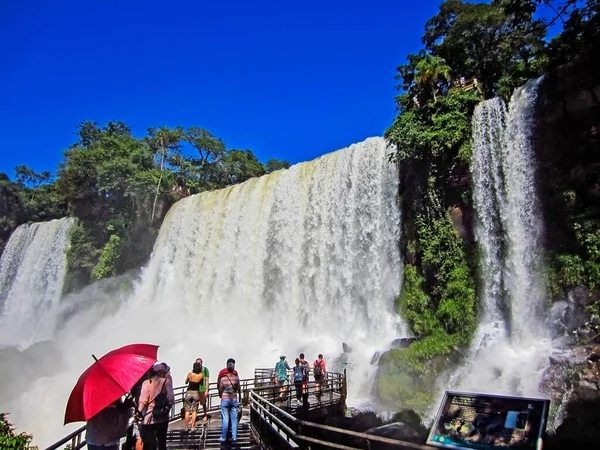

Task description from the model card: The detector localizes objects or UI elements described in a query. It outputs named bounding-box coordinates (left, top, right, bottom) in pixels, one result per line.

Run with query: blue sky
left=0, top=1, right=563, bottom=176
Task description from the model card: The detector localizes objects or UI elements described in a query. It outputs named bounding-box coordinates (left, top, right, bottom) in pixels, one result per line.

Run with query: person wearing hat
left=217, top=358, right=240, bottom=443
left=273, top=355, right=291, bottom=399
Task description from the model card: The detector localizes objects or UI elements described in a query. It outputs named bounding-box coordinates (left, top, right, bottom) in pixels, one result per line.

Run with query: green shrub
left=91, top=234, right=122, bottom=280
left=0, top=413, right=36, bottom=450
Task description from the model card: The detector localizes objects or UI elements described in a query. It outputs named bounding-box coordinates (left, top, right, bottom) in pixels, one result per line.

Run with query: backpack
left=314, top=360, right=323, bottom=377
left=301, top=361, right=309, bottom=378
left=152, top=379, right=171, bottom=421
left=276, top=361, right=288, bottom=381
left=293, top=366, right=304, bottom=382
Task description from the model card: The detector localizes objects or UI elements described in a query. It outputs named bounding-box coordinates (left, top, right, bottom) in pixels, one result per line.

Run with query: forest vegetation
left=0, top=123, right=289, bottom=292
left=379, top=0, right=600, bottom=409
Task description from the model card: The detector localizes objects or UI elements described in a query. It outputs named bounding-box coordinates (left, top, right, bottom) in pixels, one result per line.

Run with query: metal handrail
left=249, top=388, right=433, bottom=450
left=44, top=425, right=87, bottom=450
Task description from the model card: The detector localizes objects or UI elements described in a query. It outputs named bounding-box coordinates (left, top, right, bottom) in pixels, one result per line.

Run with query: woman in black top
left=184, top=362, right=204, bottom=431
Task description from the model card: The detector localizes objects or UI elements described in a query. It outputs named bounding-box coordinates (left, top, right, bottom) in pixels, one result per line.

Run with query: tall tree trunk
left=151, top=139, right=165, bottom=223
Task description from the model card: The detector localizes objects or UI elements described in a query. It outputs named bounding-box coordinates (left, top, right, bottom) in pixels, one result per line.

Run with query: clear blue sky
left=0, top=0, right=562, bottom=176
left=0, top=0, right=442, bottom=175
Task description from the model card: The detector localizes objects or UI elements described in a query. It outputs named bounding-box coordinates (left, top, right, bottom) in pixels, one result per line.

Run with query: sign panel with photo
left=427, top=391, right=550, bottom=450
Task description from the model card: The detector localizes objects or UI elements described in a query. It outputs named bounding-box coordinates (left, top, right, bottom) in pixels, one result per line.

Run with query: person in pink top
left=137, top=363, right=175, bottom=450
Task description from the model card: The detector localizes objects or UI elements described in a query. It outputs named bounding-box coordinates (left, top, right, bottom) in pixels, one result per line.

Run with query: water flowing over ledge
left=0, top=217, right=75, bottom=347
left=1, top=137, right=405, bottom=447
left=443, top=78, right=554, bottom=399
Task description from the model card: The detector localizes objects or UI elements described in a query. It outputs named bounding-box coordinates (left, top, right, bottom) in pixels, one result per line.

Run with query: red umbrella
left=64, top=343, right=159, bottom=424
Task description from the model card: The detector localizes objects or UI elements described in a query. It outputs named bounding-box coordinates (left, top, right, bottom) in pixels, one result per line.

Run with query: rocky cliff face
left=535, top=56, right=600, bottom=254
left=534, top=54, right=600, bottom=446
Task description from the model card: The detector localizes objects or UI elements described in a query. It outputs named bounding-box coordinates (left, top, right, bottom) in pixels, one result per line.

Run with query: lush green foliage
left=547, top=219, right=600, bottom=299
left=0, top=413, right=36, bottom=450
left=0, top=121, right=289, bottom=291
left=380, top=0, right=599, bottom=409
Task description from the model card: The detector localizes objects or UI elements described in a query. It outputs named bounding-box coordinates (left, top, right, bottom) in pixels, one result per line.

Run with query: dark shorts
left=314, top=375, right=324, bottom=382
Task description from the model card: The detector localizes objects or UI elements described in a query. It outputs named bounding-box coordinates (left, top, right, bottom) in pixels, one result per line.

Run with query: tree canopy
left=0, top=121, right=290, bottom=290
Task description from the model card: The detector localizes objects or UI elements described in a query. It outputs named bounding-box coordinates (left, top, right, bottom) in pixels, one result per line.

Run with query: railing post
left=341, top=368, right=348, bottom=404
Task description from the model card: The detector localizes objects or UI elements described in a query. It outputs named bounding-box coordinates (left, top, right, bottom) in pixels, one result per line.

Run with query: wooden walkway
left=167, top=411, right=257, bottom=449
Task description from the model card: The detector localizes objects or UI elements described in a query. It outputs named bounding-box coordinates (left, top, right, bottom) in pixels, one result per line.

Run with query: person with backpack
left=137, top=364, right=175, bottom=450
left=298, top=353, right=311, bottom=404
left=292, top=358, right=305, bottom=402
left=274, top=355, right=291, bottom=399
left=313, top=354, right=327, bottom=398
left=217, top=358, right=240, bottom=443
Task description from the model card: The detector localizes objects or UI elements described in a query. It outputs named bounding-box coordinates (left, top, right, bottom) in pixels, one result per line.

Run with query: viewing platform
left=46, top=367, right=433, bottom=450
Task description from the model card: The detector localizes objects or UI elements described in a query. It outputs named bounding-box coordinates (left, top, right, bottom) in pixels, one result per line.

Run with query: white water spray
left=446, top=78, right=553, bottom=397
left=0, top=217, right=75, bottom=347
left=2, top=137, right=404, bottom=446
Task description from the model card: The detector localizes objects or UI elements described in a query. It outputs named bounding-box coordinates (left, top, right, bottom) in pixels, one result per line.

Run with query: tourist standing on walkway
left=218, top=358, right=240, bottom=443
left=137, top=364, right=175, bottom=450
left=292, top=358, right=304, bottom=402
left=299, top=353, right=310, bottom=396
left=299, top=353, right=310, bottom=381
left=184, top=361, right=204, bottom=431
left=86, top=399, right=131, bottom=450
left=195, top=357, right=210, bottom=422
left=274, top=355, right=291, bottom=399
left=313, top=354, right=327, bottom=398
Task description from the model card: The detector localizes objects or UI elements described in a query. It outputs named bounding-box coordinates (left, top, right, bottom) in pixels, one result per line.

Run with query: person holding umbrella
left=64, top=344, right=161, bottom=450
left=86, top=398, right=132, bottom=450
left=137, top=363, right=175, bottom=450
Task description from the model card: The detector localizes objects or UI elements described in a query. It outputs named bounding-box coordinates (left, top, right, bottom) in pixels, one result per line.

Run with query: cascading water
left=2, top=137, right=405, bottom=447
left=0, top=217, right=75, bottom=348
left=445, top=78, right=553, bottom=397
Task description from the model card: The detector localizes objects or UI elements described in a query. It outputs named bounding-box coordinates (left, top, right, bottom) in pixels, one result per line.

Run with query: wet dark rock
left=540, top=345, right=600, bottom=443
left=550, top=394, right=600, bottom=448
left=342, top=342, right=352, bottom=353
left=545, top=288, right=600, bottom=344
left=370, top=351, right=381, bottom=365
left=364, top=422, right=423, bottom=445
left=389, top=337, right=419, bottom=349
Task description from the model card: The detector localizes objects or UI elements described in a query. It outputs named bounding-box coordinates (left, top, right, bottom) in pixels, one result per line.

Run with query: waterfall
left=2, top=137, right=404, bottom=447
left=446, top=78, right=553, bottom=397
left=0, top=217, right=75, bottom=347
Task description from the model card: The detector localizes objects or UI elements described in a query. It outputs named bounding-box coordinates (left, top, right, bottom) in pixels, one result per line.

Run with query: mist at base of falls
left=0, top=137, right=405, bottom=447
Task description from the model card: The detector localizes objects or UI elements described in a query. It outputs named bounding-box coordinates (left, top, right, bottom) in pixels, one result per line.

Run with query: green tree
left=14, top=165, right=51, bottom=190
left=265, top=159, right=291, bottom=173
left=144, top=126, right=184, bottom=222
left=220, top=149, right=266, bottom=185
left=414, top=54, right=452, bottom=102
left=183, top=127, right=226, bottom=189
left=422, top=0, right=547, bottom=98
left=546, top=0, right=599, bottom=68
left=0, top=413, right=36, bottom=450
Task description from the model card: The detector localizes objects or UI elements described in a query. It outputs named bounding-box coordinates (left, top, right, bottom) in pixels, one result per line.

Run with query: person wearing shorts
left=184, top=361, right=204, bottom=431
left=195, top=358, right=210, bottom=422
